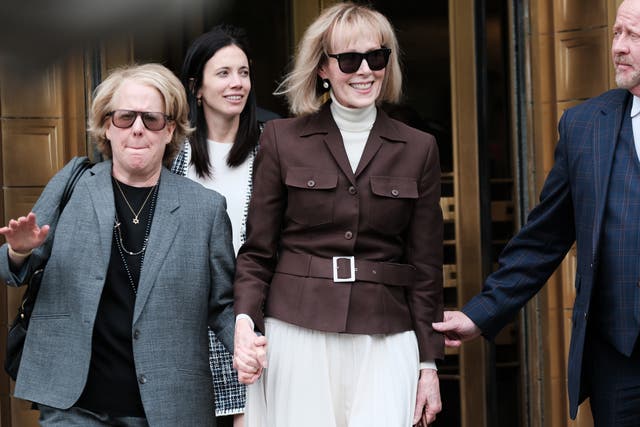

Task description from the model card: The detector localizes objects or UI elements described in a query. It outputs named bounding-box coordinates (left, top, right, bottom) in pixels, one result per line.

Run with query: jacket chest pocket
left=368, top=176, right=418, bottom=234
left=285, top=167, right=338, bottom=227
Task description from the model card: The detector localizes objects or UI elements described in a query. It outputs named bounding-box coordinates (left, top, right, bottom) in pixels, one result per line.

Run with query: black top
left=76, top=179, right=157, bottom=417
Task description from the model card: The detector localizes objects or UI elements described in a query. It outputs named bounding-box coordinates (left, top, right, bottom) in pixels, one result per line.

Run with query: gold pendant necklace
left=113, top=178, right=157, bottom=225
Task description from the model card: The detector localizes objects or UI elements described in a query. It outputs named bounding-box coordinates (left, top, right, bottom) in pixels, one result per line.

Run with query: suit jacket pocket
left=177, top=367, right=212, bottom=378
left=285, top=167, right=338, bottom=227
left=369, top=176, right=418, bottom=234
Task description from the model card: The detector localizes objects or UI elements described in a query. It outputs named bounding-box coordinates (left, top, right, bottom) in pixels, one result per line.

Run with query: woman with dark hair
left=172, top=24, right=260, bottom=426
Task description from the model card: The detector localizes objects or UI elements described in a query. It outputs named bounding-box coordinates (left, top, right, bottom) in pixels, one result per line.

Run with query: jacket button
left=138, top=374, right=147, bottom=384
left=391, top=189, right=399, bottom=197
left=307, top=180, right=316, bottom=187
left=133, top=329, right=140, bottom=340
left=348, top=186, right=357, bottom=195
left=344, top=231, right=353, bottom=239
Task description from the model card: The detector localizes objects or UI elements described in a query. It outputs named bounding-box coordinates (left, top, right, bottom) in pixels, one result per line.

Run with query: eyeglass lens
left=330, top=48, right=391, bottom=74
left=110, top=110, right=168, bottom=131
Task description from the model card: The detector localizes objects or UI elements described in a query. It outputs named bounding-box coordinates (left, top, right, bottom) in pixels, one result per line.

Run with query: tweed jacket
left=234, top=102, right=445, bottom=362
left=463, top=89, right=634, bottom=419
left=0, top=158, right=236, bottom=427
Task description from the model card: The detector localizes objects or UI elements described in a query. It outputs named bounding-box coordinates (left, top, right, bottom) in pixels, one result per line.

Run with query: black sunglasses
left=107, top=110, right=172, bottom=131
left=327, top=48, right=391, bottom=74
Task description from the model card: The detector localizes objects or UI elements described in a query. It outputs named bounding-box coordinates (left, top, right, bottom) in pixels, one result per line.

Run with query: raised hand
left=0, top=212, right=48, bottom=264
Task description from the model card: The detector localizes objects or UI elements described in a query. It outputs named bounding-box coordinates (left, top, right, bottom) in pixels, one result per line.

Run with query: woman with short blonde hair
left=88, top=63, right=193, bottom=167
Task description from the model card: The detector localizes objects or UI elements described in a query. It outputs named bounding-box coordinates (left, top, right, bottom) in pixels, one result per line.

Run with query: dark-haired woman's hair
left=181, top=24, right=259, bottom=178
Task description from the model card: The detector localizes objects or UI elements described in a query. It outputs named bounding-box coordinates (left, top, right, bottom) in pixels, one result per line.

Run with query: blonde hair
left=275, top=2, right=402, bottom=116
left=87, top=63, right=193, bottom=167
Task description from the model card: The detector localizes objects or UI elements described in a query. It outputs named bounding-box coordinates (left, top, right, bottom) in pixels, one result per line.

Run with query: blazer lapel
left=86, top=161, right=116, bottom=269
left=355, top=109, right=405, bottom=177
left=323, top=129, right=357, bottom=186
left=133, top=168, right=180, bottom=323
left=592, top=91, right=630, bottom=260
left=302, top=104, right=356, bottom=185
left=354, top=115, right=384, bottom=177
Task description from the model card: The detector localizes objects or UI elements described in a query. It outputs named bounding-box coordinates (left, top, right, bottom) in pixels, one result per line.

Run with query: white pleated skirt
left=245, top=317, right=420, bottom=427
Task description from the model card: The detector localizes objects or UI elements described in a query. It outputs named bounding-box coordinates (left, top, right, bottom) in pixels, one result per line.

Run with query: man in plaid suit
left=433, top=1, right=640, bottom=425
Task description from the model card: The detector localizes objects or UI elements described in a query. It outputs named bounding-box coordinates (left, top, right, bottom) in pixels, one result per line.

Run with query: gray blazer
left=0, top=158, right=236, bottom=426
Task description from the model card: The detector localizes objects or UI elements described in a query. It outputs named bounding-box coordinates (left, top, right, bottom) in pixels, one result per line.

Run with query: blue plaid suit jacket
left=462, top=88, right=633, bottom=419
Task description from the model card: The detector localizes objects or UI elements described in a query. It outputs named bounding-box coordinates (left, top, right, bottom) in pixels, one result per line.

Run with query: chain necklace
left=113, top=178, right=157, bottom=224
left=113, top=180, right=158, bottom=294
left=114, top=219, right=149, bottom=256
left=114, top=225, right=142, bottom=295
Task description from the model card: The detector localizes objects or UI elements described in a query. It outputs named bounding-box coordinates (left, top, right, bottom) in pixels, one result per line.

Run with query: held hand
left=432, top=311, right=481, bottom=347
left=0, top=212, right=49, bottom=254
left=413, top=368, right=441, bottom=426
left=233, top=318, right=268, bottom=384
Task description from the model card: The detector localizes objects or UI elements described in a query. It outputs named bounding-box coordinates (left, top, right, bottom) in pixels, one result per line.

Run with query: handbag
left=4, top=157, right=92, bottom=380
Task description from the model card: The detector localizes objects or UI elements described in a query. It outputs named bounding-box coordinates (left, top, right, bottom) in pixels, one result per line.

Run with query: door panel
left=0, top=55, right=87, bottom=427
left=2, top=119, right=63, bottom=186
left=0, top=67, right=63, bottom=118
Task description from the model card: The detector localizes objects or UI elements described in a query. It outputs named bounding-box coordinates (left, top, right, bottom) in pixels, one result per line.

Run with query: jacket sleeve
left=463, top=113, right=576, bottom=339
left=406, top=136, right=445, bottom=361
left=234, top=121, right=285, bottom=333
left=207, top=196, right=237, bottom=352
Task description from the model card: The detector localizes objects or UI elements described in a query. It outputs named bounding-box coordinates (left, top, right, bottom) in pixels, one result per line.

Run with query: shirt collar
left=631, top=95, right=640, bottom=118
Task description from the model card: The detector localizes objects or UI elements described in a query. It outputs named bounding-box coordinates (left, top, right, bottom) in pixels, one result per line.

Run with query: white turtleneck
left=329, top=92, right=377, bottom=172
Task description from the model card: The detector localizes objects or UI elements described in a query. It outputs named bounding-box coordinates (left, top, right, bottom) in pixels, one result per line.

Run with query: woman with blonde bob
left=0, top=63, right=236, bottom=426
left=233, top=3, right=444, bottom=426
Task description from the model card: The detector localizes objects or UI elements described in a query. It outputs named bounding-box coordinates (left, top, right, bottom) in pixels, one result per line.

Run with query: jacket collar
left=298, top=101, right=407, bottom=183
left=299, top=100, right=408, bottom=144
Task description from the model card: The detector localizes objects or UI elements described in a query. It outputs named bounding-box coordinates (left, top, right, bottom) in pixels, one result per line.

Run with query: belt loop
left=379, top=262, right=386, bottom=286
left=303, top=254, right=312, bottom=277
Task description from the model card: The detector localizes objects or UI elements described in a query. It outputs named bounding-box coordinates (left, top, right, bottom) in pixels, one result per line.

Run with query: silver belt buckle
left=332, top=256, right=356, bottom=282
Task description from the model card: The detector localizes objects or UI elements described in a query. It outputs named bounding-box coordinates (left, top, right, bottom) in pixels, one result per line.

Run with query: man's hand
left=432, top=311, right=482, bottom=347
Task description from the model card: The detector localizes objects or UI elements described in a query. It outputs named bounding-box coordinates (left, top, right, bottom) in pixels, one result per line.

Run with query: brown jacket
left=234, top=103, right=444, bottom=361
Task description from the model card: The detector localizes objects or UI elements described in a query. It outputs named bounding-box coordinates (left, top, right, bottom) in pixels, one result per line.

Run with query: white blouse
left=187, top=140, right=252, bottom=255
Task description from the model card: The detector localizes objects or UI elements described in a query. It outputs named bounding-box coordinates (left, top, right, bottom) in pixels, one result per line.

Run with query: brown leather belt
left=276, top=252, right=416, bottom=287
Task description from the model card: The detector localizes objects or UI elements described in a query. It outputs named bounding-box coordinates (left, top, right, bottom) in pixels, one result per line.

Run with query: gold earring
left=197, top=97, right=202, bottom=107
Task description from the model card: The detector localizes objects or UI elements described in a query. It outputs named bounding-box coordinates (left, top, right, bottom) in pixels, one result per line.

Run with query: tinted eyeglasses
left=327, top=48, right=391, bottom=74
left=107, top=110, right=172, bottom=131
